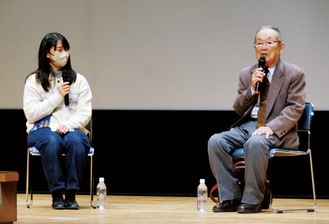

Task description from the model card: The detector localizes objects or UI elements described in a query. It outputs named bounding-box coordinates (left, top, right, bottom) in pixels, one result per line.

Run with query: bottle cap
left=200, top=179, right=205, bottom=184
left=99, top=177, right=104, bottom=182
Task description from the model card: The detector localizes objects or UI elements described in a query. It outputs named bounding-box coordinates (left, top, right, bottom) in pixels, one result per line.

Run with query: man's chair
left=25, top=119, right=95, bottom=208
left=210, top=102, right=316, bottom=213
left=233, top=102, right=316, bottom=213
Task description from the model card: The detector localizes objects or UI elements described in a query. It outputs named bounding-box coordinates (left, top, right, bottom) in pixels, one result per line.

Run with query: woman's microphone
left=62, top=70, right=70, bottom=106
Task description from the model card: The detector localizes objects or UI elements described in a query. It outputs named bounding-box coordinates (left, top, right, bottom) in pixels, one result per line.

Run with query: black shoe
left=237, top=203, right=261, bottom=213
left=52, top=196, right=65, bottom=209
left=65, top=195, right=80, bottom=210
left=213, top=199, right=241, bottom=212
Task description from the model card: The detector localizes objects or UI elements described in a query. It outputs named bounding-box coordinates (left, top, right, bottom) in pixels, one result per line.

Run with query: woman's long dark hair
left=25, top=32, right=77, bottom=91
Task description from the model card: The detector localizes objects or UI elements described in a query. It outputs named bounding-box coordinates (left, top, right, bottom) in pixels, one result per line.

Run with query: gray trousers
left=208, top=120, right=275, bottom=205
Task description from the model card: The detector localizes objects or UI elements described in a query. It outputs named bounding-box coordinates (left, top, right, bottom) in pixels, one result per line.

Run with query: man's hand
left=252, top=68, right=267, bottom=92
left=252, top=126, right=273, bottom=138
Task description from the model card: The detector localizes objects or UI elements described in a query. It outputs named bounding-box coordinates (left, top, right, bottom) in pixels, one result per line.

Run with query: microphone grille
left=258, top=56, right=266, bottom=68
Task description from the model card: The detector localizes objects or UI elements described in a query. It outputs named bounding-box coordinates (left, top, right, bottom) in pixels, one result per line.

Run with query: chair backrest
left=298, top=102, right=314, bottom=131
left=297, top=102, right=314, bottom=151
left=85, top=118, right=93, bottom=146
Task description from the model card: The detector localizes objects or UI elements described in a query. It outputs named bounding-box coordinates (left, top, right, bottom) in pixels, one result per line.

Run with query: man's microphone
left=255, top=56, right=266, bottom=95
left=62, top=70, right=70, bottom=106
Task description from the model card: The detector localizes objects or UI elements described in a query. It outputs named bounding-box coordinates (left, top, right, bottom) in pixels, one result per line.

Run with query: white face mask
left=51, top=51, right=70, bottom=67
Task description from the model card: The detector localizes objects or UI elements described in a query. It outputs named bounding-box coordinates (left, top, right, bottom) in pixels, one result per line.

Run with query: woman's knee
left=36, top=132, right=62, bottom=149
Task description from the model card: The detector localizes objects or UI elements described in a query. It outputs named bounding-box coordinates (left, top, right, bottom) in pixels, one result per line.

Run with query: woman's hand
left=58, top=82, right=70, bottom=98
left=56, top=124, right=70, bottom=134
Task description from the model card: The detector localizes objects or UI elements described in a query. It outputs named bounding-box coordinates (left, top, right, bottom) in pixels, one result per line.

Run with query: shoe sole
left=237, top=206, right=261, bottom=213
left=52, top=206, right=66, bottom=210
left=213, top=207, right=238, bottom=212
left=65, top=207, right=79, bottom=210
left=213, top=209, right=238, bottom=212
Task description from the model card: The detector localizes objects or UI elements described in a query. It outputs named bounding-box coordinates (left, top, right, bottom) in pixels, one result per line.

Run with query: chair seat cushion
left=232, top=147, right=308, bottom=158
left=29, top=146, right=94, bottom=156
left=232, top=148, right=245, bottom=157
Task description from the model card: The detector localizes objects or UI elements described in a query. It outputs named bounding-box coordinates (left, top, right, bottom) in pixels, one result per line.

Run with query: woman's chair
left=25, top=120, right=95, bottom=208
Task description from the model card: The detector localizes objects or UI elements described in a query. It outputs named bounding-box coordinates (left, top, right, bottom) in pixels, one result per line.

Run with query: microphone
left=62, top=70, right=70, bottom=106
left=255, top=56, right=266, bottom=95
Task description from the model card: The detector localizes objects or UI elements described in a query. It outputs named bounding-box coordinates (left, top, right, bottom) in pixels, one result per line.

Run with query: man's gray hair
left=255, top=25, right=282, bottom=42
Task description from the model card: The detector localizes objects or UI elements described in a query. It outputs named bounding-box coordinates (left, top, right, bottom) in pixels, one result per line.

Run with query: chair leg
left=269, top=152, right=317, bottom=213
left=25, top=149, right=33, bottom=208
left=307, top=150, right=317, bottom=211
left=90, top=155, right=96, bottom=208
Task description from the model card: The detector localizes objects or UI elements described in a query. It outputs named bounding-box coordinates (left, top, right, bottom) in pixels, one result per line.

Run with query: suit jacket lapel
left=266, top=60, right=284, bottom=115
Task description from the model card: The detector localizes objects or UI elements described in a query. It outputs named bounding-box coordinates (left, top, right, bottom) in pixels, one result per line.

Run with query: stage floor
left=16, top=194, right=327, bottom=223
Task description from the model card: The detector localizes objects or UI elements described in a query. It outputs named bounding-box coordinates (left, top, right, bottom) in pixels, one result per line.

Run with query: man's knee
left=244, top=135, right=267, bottom=150
left=208, top=133, right=223, bottom=149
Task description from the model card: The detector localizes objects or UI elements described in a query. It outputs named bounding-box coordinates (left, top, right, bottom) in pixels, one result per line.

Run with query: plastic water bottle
left=96, top=177, right=107, bottom=209
left=197, top=178, right=208, bottom=211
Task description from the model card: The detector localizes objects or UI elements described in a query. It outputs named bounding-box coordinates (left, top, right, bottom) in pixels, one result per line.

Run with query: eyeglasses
left=254, top=41, right=281, bottom=48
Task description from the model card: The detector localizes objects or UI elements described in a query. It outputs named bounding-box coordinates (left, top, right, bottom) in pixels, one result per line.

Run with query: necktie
left=257, top=68, right=270, bottom=128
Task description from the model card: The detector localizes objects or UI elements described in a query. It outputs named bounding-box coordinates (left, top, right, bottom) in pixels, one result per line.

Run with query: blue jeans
left=27, top=128, right=90, bottom=193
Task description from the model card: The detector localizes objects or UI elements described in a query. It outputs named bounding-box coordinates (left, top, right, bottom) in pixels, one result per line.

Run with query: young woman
left=23, top=32, right=92, bottom=210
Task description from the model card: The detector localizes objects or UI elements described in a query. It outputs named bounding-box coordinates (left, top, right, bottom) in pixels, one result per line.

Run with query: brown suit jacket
left=231, top=59, right=306, bottom=149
